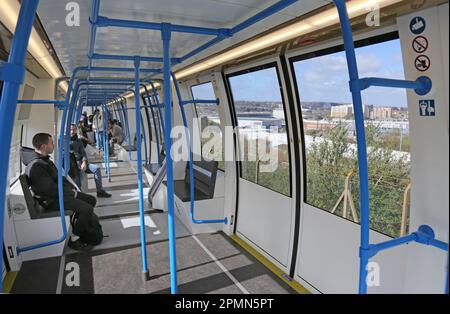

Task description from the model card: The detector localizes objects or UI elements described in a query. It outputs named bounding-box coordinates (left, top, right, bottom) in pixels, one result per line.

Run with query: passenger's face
left=70, top=125, right=76, bottom=137
left=41, top=137, right=54, bottom=154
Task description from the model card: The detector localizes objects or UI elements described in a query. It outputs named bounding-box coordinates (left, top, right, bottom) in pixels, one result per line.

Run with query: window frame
left=226, top=61, right=293, bottom=197
left=190, top=81, right=224, bottom=167
left=141, top=94, right=153, bottom=164
left=190, top=81, right=218, bottom=126
left=288, top=31, right=406, bottom=238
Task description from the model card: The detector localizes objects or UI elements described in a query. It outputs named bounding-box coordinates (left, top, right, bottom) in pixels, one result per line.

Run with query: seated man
left=108, top=119, right=123, bottom=156
left=70, top=124, right=111, bottom=198
left=23, top=133, right=102, bottom=251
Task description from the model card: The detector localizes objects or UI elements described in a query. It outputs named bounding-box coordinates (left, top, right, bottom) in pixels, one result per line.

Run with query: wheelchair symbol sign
left=410, top=17, right=426, bottom=35
left=419, top=100, right=435, bottom=117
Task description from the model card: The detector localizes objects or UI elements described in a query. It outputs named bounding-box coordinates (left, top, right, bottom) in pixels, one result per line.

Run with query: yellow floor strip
left=2, top=272, right=18, bottom=293
left=230, top=234, right=310, bottom=294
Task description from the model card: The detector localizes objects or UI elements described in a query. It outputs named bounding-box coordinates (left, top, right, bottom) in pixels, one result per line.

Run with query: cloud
left=356, top=53, right=383, bottom=75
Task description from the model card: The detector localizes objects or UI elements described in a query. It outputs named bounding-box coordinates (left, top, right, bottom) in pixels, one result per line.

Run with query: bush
left=305, top=122, right=410, bottom=237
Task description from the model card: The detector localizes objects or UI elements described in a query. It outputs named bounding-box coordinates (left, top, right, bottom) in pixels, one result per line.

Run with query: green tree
left=306, top=123, right=410, bottom=237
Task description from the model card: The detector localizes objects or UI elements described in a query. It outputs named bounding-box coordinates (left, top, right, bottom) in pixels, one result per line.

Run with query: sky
left=192, top=39, right=408, bottom=108
left=294, top=39, right=407, bottom=108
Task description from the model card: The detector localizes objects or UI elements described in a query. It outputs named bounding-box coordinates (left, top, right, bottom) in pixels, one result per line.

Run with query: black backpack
left=70, top=212, right=103, bottom=246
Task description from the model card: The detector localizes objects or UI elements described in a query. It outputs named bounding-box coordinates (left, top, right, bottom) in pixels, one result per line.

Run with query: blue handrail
left=101, top=102, right=111, bottom=182
left=333, top=0, right=447, bottom=294
left=134, top=57, right=150, bottom=280
left=0, top=2, right=41, bottom=277
left=161, top=23, right=179, bottom=294
left=17, top=100, right=66, bottom=105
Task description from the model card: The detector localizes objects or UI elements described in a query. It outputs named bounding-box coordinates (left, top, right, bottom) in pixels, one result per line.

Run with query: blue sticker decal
left=410, top=16, right=426, bottom=35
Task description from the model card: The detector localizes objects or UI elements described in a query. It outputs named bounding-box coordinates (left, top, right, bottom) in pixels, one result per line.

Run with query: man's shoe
left=68, top=239, right=93, bottom=252
left=97, top=190, right=112, bottom=198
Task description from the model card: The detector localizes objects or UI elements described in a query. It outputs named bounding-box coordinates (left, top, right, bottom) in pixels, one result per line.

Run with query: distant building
left=303, top=119, right=337, bottom=131
left=331, top=104, right=370, bottom=119
left=371, top=107, right=393, bottom=120
left=331, top=104, right=353, bottom=118
left=272, top=107, right=285, bottom=120
left=392, top=107, right=409, bottom=120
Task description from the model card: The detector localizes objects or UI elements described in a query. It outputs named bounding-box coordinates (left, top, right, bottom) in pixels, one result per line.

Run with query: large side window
left=9, top=84, right=35, bottom=185
left=292, top=35, right=410, bottom=238
left=227, top=64, right=291, bottom=196
left=151, top=94, right=165, bottom=148
left=191, top=82, right=224, bottom=171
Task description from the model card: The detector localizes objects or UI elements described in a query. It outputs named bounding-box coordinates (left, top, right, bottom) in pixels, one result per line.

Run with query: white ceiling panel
left=37, top=0, right=330, bottom=78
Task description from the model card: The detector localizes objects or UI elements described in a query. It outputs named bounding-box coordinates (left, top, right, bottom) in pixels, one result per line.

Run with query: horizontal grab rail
left=356, top=76, right=432, bottom=95
left=182, top=99, right=220, bottom=106
left=366, top=225, right=449, bottom=259
left=95, top=16, right=230, bottom=37
left=17, top=100, right=66, bottom=105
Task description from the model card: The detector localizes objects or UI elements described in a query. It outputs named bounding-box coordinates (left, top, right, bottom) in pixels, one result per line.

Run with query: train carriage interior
left=0, top=0, right=449, bottom=295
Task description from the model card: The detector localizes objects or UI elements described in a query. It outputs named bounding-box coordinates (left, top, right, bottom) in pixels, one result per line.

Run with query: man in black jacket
left=23, top=133, right=100, bottom=252
left=69, top=124, right=111, bottom=198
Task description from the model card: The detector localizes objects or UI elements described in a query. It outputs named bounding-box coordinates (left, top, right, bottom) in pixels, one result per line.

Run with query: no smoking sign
left=412, top=36, right=429, bottom=53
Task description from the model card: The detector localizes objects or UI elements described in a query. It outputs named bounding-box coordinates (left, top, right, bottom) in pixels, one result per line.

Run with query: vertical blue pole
left=446, top=252, right=449, bottom=294
left=0, top=0, right=39, bottom=293
left=106, top=101, right=111, bottom=181
left=333, top=0, right=370, bottom=294
left=64, top=87, right=79, bottom=176
left=95, top=106, right=101, bottom=150
left=135, top=57, right=149, bottom=280
left=102, top=100, right=110, bottom=182
left=102, top=106, right=107, bottom=175
left=162, top=23, right=178, bottom=294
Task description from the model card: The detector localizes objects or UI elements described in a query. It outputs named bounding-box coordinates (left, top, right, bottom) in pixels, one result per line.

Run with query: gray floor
left=59, top=230, right=297, bottom=294
left=90, top=187, right=150, bottom=207
left=86, top=159, right=149, bottom=194
left=10, top=256, right=61, bottom=294
left=94, top=203, right=154, bottom=218
left=10, top=156, right=297, bottom=294
left=65, top=212, right=191, bottom=254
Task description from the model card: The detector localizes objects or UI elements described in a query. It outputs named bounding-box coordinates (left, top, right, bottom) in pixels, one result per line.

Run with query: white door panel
left=236, top=179, right=293, bottom=267
left=296, top=204, right=408, bottom=294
